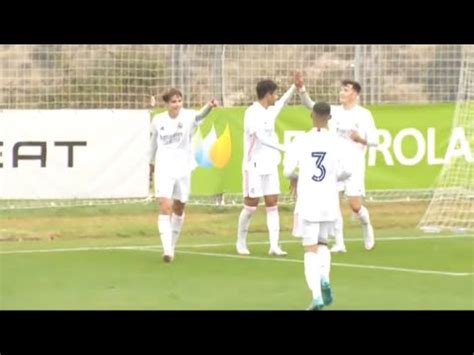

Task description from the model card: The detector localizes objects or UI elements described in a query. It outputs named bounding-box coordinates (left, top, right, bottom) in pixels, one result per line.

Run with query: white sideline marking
left=175, top=250, right=473, bottom=277
left=0, top=234, right=472, bottom=255
left=1, top=239, right=472, bottom=277
left=176, top=234, right=474, bottom=248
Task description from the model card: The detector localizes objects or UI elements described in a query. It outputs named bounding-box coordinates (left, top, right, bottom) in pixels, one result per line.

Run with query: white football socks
left=357, top=206, right=375, bottom=249
left=317, top=244, right=331, bottom=284
left=304, top=251, right=322, bottom=300
left=158, top=214, right=172, bottom=255
left=357, top=206, right=371, bottom=225
left=171, top=213, right=184, bottom=250
left=334, top=207, right=345, bottom=248
left=237, top=205, right=257, bottom=246
left=266, top=206, right=280, bottom=250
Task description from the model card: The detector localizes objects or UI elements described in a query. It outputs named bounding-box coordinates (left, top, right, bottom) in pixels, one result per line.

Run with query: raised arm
left=293, top=71, right=315, bottom=110
left=195, top=98, right=218, bottom=123
left=298, top=85, right=315, bottom=110
left=273, top=84, right=296, bottom=112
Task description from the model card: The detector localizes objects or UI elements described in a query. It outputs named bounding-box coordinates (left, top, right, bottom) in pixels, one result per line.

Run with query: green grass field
left=1, top=201, right=472, bottom=310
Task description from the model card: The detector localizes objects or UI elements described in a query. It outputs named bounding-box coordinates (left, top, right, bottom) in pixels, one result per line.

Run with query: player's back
left=295, top=128, right=341, bottom=222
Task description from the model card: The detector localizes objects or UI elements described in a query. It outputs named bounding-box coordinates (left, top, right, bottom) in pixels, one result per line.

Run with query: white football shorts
left=296, top=219, right=336, bottom=247
left=154, top=172, right=191, bottom=203
left=242, top=170, right=280, bottom=198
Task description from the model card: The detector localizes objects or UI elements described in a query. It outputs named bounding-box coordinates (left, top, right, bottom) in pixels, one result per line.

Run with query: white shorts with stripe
left=242, top=170, right=280, bottom=198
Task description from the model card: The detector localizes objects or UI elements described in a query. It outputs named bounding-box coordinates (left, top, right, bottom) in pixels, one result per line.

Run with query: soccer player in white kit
left=295, top=73, right=378, bottom=253
left=236, top=79, right=297, bottom=256
left=149, top=88, right=218, bottom=262
left=283, top=102, right=351, bottom=310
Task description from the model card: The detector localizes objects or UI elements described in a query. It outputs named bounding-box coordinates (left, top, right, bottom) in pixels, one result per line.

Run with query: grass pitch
left=0, top=201, right=472, bottom=310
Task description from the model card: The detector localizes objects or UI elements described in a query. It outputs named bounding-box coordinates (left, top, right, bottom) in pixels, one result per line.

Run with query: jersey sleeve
left=299, top=86, right=315, bottom=110
left=256, top=131, right=286, bottom=152
left=188, top=109, right=202, bottom=129
left=194, top=104, right=213, bottom=124
left=271, top=84, right=296, bottom=115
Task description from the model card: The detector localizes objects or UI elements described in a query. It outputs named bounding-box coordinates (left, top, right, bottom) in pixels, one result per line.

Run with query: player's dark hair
left=312, top=102, right=331, bottom=117
left=341, top=79, right=361, bottom=94
left=162, top=88, right=183, bottom=102
left=256, top=80, right=278, bottom=99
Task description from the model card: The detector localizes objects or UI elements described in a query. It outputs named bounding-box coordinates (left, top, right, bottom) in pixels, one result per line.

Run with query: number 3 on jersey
left=311, top=152, right=326, bottom=182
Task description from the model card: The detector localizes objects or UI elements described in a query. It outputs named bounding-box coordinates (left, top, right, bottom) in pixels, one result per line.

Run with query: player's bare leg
left=171, top=200, right=186, bottom=257
left=348, top=196, right=375, bottom=250
left=158, top=198, right=174, bottom=262
left=264, top=194, right=287, bottom=256
left=236, top=197, right=259, bottom=255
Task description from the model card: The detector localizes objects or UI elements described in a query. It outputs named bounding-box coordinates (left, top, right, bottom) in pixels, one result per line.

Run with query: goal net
left=419, top=47, right=474, bottom=232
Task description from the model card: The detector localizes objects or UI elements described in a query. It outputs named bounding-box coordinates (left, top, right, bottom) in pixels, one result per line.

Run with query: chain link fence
left=0, top=45, right=470, bottom=109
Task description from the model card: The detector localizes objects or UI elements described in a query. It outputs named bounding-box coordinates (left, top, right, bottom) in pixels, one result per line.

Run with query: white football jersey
left=284, top=128, right=350, bottom=222
left=328, top=104, right=377, bottom=174
left=149, top=108, right=201, bottom=177
left=242, top=85, right=295, bottom=174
